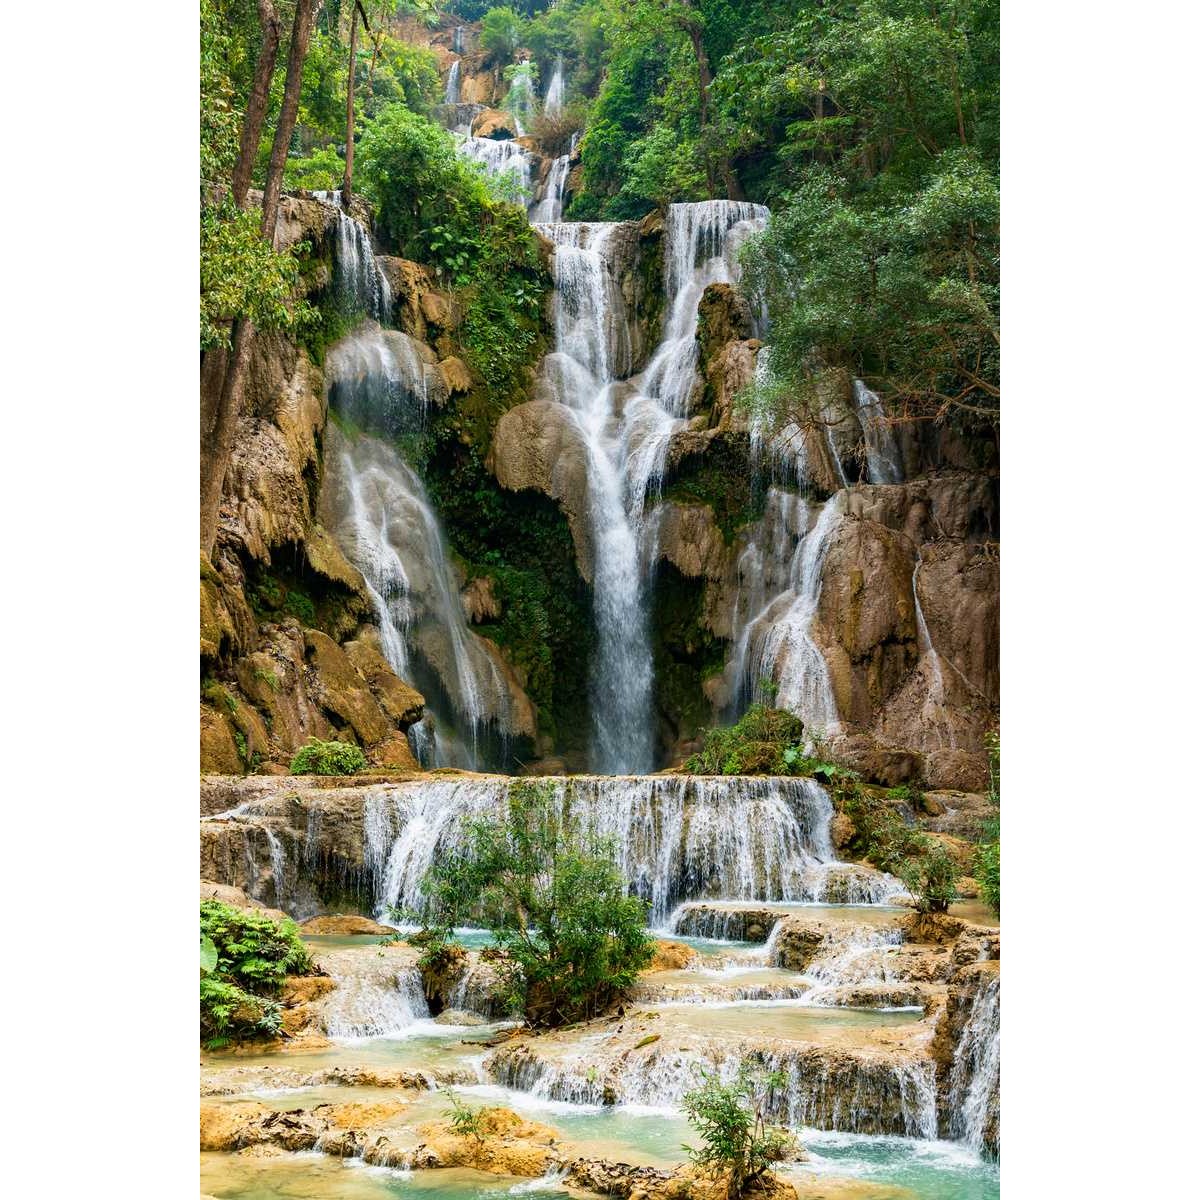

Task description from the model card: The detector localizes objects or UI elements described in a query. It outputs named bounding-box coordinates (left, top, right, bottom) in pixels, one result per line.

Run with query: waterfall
left=639, top=201, right=769, bottom=415
left=488, top=1041, right=937, bottom=1139
left=852, top=379, right=904, bottom=484
left=317, top=953, right=431, bottom=1039
left=543, top=58, right=565, bottom=117
left=324, top=329, right=520, bottom=767
left=946, top=972, right=1000, bottom=1155
left=504, top=62, right=537, bottom=136
left=458, top=136, right=535, bottom=206
left=452, top=26, right=464, bottom=54
left=361, top=775, right=843, bottom=926
left=529, top=133, right=577, bottom=223
left=535, top=222, right=654, bottom=773
left=311, top=191, right=392, bottom=322
left=912, top=549, right=957, bottom=749
left=444, top=59, right=461, bottom=104
left=724, top=491, right=843, bottom=733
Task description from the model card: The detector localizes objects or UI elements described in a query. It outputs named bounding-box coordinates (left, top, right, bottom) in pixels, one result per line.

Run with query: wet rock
left=647, top=940, right=699, bottom=971
left=299, top=914, right=394, bottom=935
left=471, top=107, right=518, bottom=139
left=303, top=629, right=394, bottom=745
left=412, top=1107, right=563, bottom=1177
left=342, top=627, right=425, bottom=727
left=461, top=575, right=502, bottom=623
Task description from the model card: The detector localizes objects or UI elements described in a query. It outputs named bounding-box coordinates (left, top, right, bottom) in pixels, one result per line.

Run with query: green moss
left=650, top=562, right=728, bottom=746
left=659, top=433, right=766, bottom=543
left=247, top=564, right=365, bottom=642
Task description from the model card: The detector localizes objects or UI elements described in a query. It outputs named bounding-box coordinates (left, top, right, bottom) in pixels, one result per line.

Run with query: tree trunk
left=261, top=0, right=319, bottom=244
left=201, top=0, right=320, bottom=555
left=230, top=0, right=281, bottom=208
left=341, top=4, right=360, bottom=206
left=679, top=6, right=744, bottom=202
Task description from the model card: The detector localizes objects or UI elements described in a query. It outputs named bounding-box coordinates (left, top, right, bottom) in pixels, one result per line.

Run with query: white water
left=312, top=192, right=392, bottom=322
left=443, top=59, right=461, bottom=105
left=852, top=379, right=904, bottom=484
left=318, top=955, right=430, bottom=1039
left=529, top=133, right=576, bottom=223
left=946, top=973, right=1000, bottom=1155
left=452, top=26, right=464, bottom=54
left=458, top=136, right=535, bottom=206
left=361, top=775, right=845, bottom=925
left=724, top=490, right=843, bottom=733
left=504, top=62, right=538, bottom=136
left=533, top=202, right=769, bottom=771
left=639, top=201, right=768, bottom=415
left=542, top=58, right=565, bottom=117
left=534, top=221, right=654, bottom=772
left=324, top=329, right=519, bottom=766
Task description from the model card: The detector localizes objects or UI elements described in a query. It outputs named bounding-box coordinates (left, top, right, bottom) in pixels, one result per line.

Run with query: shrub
left=896, top=838, right=959, bottom=914
left=975, top=839, right=999, bottom=915
left=480, top=7, right=525, bottom=62
left=414, top=779, right=654, bottom=1027
left=199, top=900, right=315, bottom=1047
left=289, top=737, right=367, bottom=776
left=682, top=1066, right=794, bottom=1199
left=685, top=704, right=805, bottom=776
left=443, top=1090, right=489, bottom=1145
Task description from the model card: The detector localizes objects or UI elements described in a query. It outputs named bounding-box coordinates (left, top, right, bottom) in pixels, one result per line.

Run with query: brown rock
left=201, top=704, right=244, bottom=775
left=439, top=355, right=473, bottom=394
left=303, top=630, right=393, bottom=746
left=471, top=108, right=518, bottom=139
left=299, top=914, right=394, bottom=936
left=342, top=628, right=425, bottom=726
left=647, top=940, right=699, bottom=972
left=461, top=575, right=502, bottom=623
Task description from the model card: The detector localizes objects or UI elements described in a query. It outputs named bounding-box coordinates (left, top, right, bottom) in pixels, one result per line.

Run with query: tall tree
left=341, top=1, right=371, bottom=206
left=230, top=0, right=281, bottom=208
left=201, top=0, right=323, bottom=555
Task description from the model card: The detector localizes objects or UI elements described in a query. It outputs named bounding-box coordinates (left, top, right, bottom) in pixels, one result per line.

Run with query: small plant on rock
left=289, top=737, right=367, bottom=776
left=443, top=1089, right=488, bottom=1146
left=682, top=1066, right=794, bottom=1200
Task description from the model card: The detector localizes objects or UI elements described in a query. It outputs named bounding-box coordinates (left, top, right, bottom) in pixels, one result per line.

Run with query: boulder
left=303, top=630, right=394, bottom=746
left=342, top=627, right=425, bottom=727
left=461, top=575, right=502, bottom=623
left=438, top=355, right=473, bottom=395
left=471, top=107, right=518, bottom=139
left=299, top=914, right=394, bottom=936
left=200, top=704, right=243, bottom=775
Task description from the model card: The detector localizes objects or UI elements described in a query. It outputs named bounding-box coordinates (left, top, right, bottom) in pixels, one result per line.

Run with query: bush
left=289, top=737, right=367, bottom=776
left=685, top=704, right=805, bottom=775
left=480, top=7, right=525, bottom=63
left=414, top=779, right=654, bottom=1027
left=682, top=1066, right=794, bottom=1199
left=975, top=839, right=999, bottom=915
left=896, top=838, right=959, bottom=914
left=199, top=900, right=315, bottom=1047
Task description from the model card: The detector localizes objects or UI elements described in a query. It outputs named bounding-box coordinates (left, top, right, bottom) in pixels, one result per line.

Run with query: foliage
left=685, top=704, right=805, bottom=775
left=480, top=7, right=526, bottom=62
left=836, top=784, right=926, bottom=873
left=443, top=1090, right=489, bottom=1145
left=413, top=779, right=655, bottom=1026
left=681, top=1066, right=793, bottom=1199
left=975, top=728, right=999, bottom=913
left=199, top=900, right=315, bottom=1046
left=200, top=0, right=315, bottom=349
left=896, top=837, right=959, bottom=913
left=289, top=737, right=368, bottom=776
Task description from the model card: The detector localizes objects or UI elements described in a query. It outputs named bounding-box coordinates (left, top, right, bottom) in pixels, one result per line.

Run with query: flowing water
left=945, top=972, right=1000, bottom=1156
left=852, top=379, right=905, bottom=485
left=458, top=137, right=535, bottom=207
left=312, top=192, right=393, bottom=322
left=360, top=775, right=864, bottom=926
left=542, top=59, right=565, bottom=117
left=322, top=330, right=522, bottom=769
left=444, top=60, right=461, bottom=105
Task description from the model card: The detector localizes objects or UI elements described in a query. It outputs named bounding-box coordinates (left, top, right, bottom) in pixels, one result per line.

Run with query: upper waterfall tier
left=200, top=773, right=902, bottom=926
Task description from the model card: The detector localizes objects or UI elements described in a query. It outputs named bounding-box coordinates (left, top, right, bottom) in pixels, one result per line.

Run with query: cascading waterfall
left=444, top=58, right=461, bottom=104
left=488, top=1042, right=937, bottom=1140
left=946, top=973, right=1000, bottom=1155
left=317, top=951, right=431, bottom=1039
left=458, top=136, right=535, bottom=206
left=639, top=201, right=769, bottom=414
left=323, top=330, right=518, bottom=767
left=533, top=202, right=770, bottom=771
left=361, top=775, right=854, bottom=926
left=311, top=191, right=393, bottom=322
left=504, top=62, right=537, bottom=136
left=852, top=379, right=904, bottom=484
left=724, top=491, right=843, bottom=733
left=529, top=132, right=577, bottom=223
left=535, top=221, right=653, bottom=773
left=452, top=26, right=464, bottom=54
left=542, top=58, right=565, bottom=117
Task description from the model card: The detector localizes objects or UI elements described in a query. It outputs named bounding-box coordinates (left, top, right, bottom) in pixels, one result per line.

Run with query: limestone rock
left=419, top=289, right=462, bottom=331
left=489, top=399, right=594, bottom=579
left=471, top=107, right=518, bottom=139
left=299, top=914, right=394, bottom=936
left=653, top=502, right=728, bottom=580
left=201, top=704, right=243, bottom=774
left=461, top=575, right=502, bottom=623
left=303, top=629, right=393, bottom=746
left=707, top=339, right=757, bottom=432
left=375, top=256, right=436, bottom=338
left=342, top=627, right=425, bottom=726
left=647, top=939, right=699, bottom=972
left=439, top=355, right=473, bottom=395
